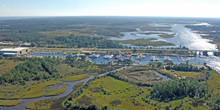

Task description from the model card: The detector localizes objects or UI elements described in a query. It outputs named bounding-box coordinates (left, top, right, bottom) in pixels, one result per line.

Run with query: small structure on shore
left=82, top=51, right=92, bottom=55
left=115, top=55, right=120, bottom=59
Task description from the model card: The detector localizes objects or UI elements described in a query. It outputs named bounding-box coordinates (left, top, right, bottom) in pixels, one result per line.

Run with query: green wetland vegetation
left=60, top=63, right=219, bottom=110
left=0, top=100, right=24, bottom=106
left=0, top=17, right=220, bottom=110
left=0, top=17, right=139, bottom=48
left=43, top=35, right=124, bottom=48
left=150, top=78, right=207, bottom=102
left=0, top=56, right=219, bottom=109
left=0, top=56, right=123, bottom=102
left=0, top=17, right=189, bottom=48
left=0, top=57, right=61, bottom=85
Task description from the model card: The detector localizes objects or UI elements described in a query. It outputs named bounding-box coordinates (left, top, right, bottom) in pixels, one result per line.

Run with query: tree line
left=0, top=56, right=93, bottom=85
left=65, top=55, right=91, bottom=68
left=150, top=78, right=208, bottom=102
left=45, top=35, right=124, bottom=48
left=0, top=57, right=61, bottom=85
left=166, top=63, right=203, bottom=72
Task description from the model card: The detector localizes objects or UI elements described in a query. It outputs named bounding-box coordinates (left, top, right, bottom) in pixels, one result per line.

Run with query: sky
left=0, top=0, right=220, bottom=18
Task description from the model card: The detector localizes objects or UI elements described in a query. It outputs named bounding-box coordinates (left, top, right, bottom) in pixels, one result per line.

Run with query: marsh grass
left=0, top=100, right=24, bottom=106
left=0, top=59, right=23, bottom=76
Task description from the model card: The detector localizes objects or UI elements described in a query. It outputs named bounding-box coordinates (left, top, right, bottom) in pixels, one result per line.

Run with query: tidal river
left=170, top=24, right=217, bottom=51
left=170, top=24, right=220, bottom=72
left=110, top=23, right=220, bottom=72
left=29, top=24, right=220, bottom=72
left=0, top=76, right=94, bottom=110
left=0, top=66, right=131, bottom=110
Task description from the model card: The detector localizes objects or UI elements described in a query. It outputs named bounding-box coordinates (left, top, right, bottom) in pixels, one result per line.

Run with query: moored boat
left=89, top=54, right=100, bottom=58
left=163, top=56, right=172, bottom=62
left=104, top=54, right=113, bottom=59
left=150, top=56, right=159, bottom=61
left=136, top=54, right=145, bottom=60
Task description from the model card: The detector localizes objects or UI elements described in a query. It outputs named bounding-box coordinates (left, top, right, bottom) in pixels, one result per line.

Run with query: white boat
left=136, top=54, right=145, bottom=60
left=163, top=56, right=172, bottom=62
left=104, top=54, right=113, bottom=59
left=76, top=53, right=85, bottom=57
left=89, top=54, right=100, bottom=58
left=150, top=56, right=159, bottom=61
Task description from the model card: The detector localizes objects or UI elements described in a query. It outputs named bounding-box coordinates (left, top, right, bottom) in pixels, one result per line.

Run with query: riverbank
left=115, top=38, right=176, bottom=47
left=0, top=100, right=24, bottom=107
left=63, top=64, right=219, bottom=110
left=0, top=65, right=129, bottom=110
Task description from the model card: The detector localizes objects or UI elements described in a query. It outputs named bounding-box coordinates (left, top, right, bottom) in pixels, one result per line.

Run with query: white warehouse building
left=0, top=47, right=30, bottom=56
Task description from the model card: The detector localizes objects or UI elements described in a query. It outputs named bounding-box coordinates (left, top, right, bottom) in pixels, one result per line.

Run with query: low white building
left=0, top=47, right=30, bottom=56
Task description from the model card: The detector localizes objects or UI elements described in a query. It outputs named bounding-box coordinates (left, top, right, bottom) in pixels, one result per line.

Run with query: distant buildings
left=0, top=47, right=30, bottom=56
left=81, top=51, right=92, bottom=55
left=0, top=41, right=13, bottom=45
left=0, top=41, right=31, bottom=46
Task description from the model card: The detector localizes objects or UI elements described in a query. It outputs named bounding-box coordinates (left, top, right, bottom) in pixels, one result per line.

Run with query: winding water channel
left=154, top=71, right=171, bottom=81
left=110, top=23, right=220, bottom=72
left=1, top=23, right=220, bottom=110
left=0, top=66, right=171, bottom=110
left=0, top=66, right=137, bottom=110
left=0, top=76, right=94, bottom=110
left=28, top=24, right=220, bottom=72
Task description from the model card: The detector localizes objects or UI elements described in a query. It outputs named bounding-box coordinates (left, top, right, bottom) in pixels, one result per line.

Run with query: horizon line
left=0, top=15, right=220, bottom=19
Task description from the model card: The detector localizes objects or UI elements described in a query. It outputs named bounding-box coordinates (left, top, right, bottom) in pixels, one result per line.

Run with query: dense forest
left=150, top=78, right=208, bottom=101
left=0, top=55, right=122, bottom=85
left=0, top=57, right=61, bottom=85
left=208, top=94, right=220, bottom=110
left=0, top=56, right=93, bottom=85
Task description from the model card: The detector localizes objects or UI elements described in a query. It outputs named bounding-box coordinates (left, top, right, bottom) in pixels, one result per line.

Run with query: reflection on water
left=109, top=23, right=220, bottom=73
left=28, top=53, right=205, bottom=65
left=27, top=23, right=220, bottom=73
left=109, top=24, right=217, bottom=51
left=28, top=51, right=220, bottom=73
left=109, top=31, right=163, bottom=41
left=154, top=71, right=171, bottom=81
left=201, top=53, right=220, bottom=73
left=170, top=24, right=217, bottom=51
left=2, top=53, right=218, bottom=109
left=29, top=52, right=220, bottom=73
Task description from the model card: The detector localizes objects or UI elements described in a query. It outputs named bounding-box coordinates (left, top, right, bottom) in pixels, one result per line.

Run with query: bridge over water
left=190, top=50, right=220, bottom=56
